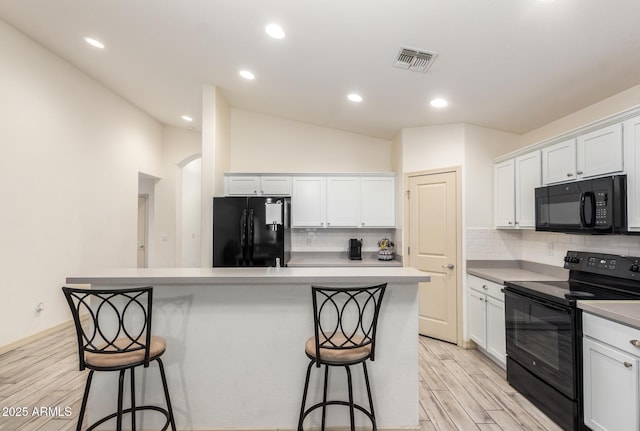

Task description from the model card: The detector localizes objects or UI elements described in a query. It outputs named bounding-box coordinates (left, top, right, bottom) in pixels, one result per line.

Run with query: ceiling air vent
left=393, top=47, right=438, bottom=73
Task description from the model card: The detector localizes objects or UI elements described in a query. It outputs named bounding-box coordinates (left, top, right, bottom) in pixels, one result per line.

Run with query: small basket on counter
left=377, top=237, right=395, bottom=261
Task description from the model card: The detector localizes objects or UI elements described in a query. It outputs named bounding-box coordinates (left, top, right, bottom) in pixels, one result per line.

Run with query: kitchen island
left=66, top=266, right=429, bottom=431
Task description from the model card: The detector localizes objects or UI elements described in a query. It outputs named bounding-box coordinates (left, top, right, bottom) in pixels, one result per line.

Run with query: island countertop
left=65, top=266, right=429, bottom=286
left=65, top=265, right=429, bottom=430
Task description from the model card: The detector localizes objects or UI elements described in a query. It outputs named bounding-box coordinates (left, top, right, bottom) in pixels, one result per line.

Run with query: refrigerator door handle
left=248, top=209, right=255, bottom=263
left=240, top=209, right=247, bottom=264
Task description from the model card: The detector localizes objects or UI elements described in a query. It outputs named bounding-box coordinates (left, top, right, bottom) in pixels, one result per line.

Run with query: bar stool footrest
left=86, top=405, right=173, bottom=431
left=299, top=400, right=376, bottom=431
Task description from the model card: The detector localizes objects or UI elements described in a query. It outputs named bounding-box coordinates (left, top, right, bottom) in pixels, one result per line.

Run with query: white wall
left=400, top=124, right=466, bottom=174
left=230, top=109, right=392, bottom=173
left=153, top=126, right=201, bottom=267
left=464, top=125, right=520, bottom=228
left=0, top=19, right=164, bottom=348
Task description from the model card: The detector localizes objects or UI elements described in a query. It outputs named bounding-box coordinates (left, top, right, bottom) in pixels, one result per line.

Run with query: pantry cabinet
left=582, top=313, right=640, bottom=431
left=467, top=275, right=506, bottom=367
left=494, top=151, right=540, bottom=229
left=541, top=124, right=623, bottom=185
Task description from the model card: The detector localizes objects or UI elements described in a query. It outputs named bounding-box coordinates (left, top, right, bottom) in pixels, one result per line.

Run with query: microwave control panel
left=594, top=191, right=609, bottom=225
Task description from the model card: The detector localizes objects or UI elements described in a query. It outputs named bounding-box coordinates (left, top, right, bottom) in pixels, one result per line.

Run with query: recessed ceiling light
left=84, top=37, right=105, bottom=49
left=239, top=70, right=255, bottom=80
left=347, top=93, right=363, bottom=103
left=182, top=115, right=193, bottom=122
left=265, top=23, right=285, bottom=40
left=430, top=98, right=448, bottom=108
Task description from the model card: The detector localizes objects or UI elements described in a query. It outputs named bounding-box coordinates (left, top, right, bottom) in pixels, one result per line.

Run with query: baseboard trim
left=0, top=319, right=75, bottom=355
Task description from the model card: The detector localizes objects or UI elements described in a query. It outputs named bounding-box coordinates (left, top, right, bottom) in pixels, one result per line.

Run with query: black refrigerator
left=212, top=196, right=290, bottom=267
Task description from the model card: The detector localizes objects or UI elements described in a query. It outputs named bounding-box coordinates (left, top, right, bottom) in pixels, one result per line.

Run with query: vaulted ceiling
left=1, top=0, right=639, bottom=139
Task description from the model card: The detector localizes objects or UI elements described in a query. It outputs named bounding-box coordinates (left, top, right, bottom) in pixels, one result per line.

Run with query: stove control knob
left=631, top=264, right=640, bottom=273
left=571, top=256, right=581, bottom=264
left=564, top=256, right=571, bottom=263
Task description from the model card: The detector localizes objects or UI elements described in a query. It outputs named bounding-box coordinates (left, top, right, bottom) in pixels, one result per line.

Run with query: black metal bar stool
left=62, top=286, right=177, bottom=431
left=297, top=283, right=387, bottom=431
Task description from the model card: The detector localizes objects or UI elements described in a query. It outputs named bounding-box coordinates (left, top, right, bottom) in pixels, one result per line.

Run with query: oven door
left=504, top=289, right=576, bottom=399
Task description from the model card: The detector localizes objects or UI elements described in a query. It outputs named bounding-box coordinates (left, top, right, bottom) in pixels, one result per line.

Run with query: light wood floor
left=0, top=326, right=562, bottom=431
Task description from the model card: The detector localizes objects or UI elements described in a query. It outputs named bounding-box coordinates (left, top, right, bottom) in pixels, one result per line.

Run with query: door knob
left=442, top=263, right=455, bottom=270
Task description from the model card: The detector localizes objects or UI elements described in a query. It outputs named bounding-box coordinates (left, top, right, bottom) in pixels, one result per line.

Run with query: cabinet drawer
left=467, top=275, right=504, bottom=300
left=583, top=313, right=640, bottom=357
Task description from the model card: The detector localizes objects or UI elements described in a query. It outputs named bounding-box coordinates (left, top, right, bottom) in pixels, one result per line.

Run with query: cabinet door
left=624, top=116, right=640, bottom=232
left=494, top=160, right=515, bottom=228
left=514, top=152, right=541, bottom=229
left=485, top=297, right=506, bottom=367
left=360, top=176, right=396, bottom=227
left=226, top=176, right=260, bottom=195
left=577, top=123, right=623, bottom=179
left=467, top=289, right=487, bottom=348
left=291, top=177, right=326, bottom=227
left=542, top=139, right=576, bottom=184
left=583, top=337, right=639, bottom=431
left=326, top=177, right=359, bottom=227
left=260, top=176, right=291, bottom=196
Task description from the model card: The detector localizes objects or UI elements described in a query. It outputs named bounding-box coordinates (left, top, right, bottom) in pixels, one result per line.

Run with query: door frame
left=403, top=166, right=463, bottom=346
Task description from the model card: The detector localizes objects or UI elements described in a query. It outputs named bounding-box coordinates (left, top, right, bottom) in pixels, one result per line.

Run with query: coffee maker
left=348, top=238, right=362, bottom=260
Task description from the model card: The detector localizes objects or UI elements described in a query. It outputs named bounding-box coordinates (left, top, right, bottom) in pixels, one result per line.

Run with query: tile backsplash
left=292, top=228, right=396, bottom=252
left=466, top=228, right=640, bottom=266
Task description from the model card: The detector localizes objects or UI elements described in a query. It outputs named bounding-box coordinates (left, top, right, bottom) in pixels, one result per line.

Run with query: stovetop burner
left=504, top=251, right=640, bottom=306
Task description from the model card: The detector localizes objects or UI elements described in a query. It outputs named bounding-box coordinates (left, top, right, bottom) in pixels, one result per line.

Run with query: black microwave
left=535, top=175, right=627, bottom=234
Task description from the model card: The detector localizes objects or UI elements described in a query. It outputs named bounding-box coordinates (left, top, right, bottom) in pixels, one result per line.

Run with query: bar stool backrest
left=62, top=286, right=154, bottom=370
left=311, top=283, right=387, bottom=362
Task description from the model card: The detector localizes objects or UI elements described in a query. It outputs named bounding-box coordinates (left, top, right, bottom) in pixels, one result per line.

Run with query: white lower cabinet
left=467, top=275, right=506, bottom=367
left=582, top=313, right=640, bottom=431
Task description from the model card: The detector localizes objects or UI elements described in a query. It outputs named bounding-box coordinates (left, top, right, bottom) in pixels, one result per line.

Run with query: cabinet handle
left=624, top=362, right=633, bottom=368
left=577, top=170, right=583, bottom=175
left=482, top=285, right=488, bottom=290
left=567, top=173, right=574, bottom=177
left=630, top=339, right=640, bottom=348
left=508, top=221, right=513, bottom=225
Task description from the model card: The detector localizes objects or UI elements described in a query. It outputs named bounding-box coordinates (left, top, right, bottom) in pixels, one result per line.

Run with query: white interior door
left=408, top=170, right=460, bottom=344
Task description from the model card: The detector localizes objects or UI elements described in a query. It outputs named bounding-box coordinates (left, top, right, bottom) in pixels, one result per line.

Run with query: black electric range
left=503, top=251, right=640, bottom=431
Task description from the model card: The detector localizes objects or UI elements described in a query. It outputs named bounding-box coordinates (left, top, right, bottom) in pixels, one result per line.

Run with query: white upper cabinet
left=360, top=176, right=396, bottom=227
left=494, top=159, right=515, bottom=227
left=624, top=115, right=640, bottom=232
left=225, top=176, right=261, bottom=195
left=515, top=151, right=541, bottom=228
left=259, top=176, right=291, bottom=196
left=292, top=174, right=396, bottom=228
left=495, top=152, right=540, bottom=229
left=577, top=123, right=623, bottom=179
left=226, top=175, right=291, bottom=196
left=326, top=177, right=359, bottom=227
left=541, top=124, right=623, bottom=185
left=542, top=139, right=576, bottom=184
left=291, top=177, right=326, bottom=227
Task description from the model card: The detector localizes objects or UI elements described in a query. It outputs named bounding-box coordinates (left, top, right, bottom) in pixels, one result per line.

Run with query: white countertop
left=66, top=266, right=429, bottom=286
left=467, top=267, right=566, bottom=285
left=578, top=300, right=640, bottom=330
